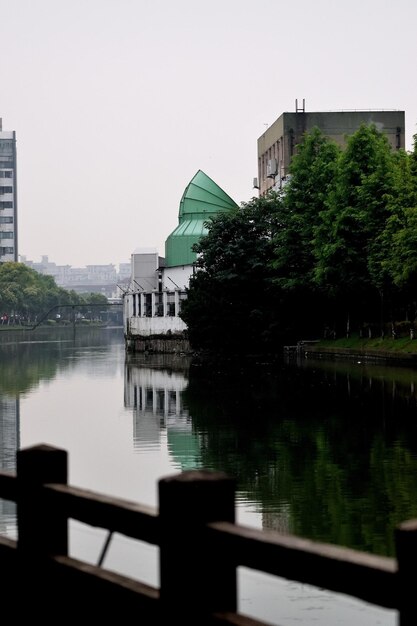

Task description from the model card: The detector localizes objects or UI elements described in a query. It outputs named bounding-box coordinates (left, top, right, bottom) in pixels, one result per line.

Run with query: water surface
left=1, top=327, right=410, bottom=625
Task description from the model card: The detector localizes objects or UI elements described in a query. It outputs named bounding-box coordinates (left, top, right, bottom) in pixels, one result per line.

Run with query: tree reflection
left=183, top=358, right=417, bottom=556
left=0, top=327, right=123, bottom=394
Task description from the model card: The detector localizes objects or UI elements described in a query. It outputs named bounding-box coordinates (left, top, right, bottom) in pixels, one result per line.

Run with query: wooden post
left=395, top=518, right=417, bottom=625
left=159, top=469, right=237, bottom=624
left=17, top=443, right=68, bottom=556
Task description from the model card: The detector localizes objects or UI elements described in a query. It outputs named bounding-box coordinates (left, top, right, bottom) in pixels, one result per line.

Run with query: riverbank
left=299, top=335, right=417, bottom=364
left=0, top=320, right=111, bottom=331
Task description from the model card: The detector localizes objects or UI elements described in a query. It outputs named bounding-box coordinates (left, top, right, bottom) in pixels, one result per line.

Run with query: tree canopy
left=0, top=262, right=109, bottom=324
left=180, top=195, right=284, bottom=355
left=181, top=125, right=417, bottom=355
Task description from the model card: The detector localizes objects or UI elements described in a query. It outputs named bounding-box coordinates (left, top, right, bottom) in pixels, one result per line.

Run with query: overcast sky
left=2, top=0, right=417, bottom=268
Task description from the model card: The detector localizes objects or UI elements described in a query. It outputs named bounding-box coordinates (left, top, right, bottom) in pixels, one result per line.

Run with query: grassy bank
left=306, top=334, right=417, bottom=360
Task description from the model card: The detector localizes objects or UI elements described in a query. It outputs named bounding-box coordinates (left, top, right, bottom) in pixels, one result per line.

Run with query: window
left=0, top=217, right=13, bottom=223
left=0, top=247, right=14, bottom=254
left=0, top=202, right=13, bottom=209
left=0, top=186, right=12, bottom=194
left=155, top=292, right=163, bottom=316
left=167, top=292, right=175, bottom=316
left=0, top=232, right=14, bottom=239
left=178, top=291, right=187, bottom=312
left=145, top=294, right=152, bottom=317
left=0, top=171, right=12, bottom=178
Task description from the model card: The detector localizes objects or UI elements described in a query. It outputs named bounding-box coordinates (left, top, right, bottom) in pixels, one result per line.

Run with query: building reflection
left=124, top=355, right=202, bottom=469
left=0, top=395, right=19, bottom=537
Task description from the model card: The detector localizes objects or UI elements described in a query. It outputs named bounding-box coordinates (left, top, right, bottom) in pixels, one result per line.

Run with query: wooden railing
left=0, top=444, right=414, bottom=625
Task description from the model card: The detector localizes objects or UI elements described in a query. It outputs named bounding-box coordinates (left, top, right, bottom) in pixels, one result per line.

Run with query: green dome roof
left=165, top=170, right=238, bottom=267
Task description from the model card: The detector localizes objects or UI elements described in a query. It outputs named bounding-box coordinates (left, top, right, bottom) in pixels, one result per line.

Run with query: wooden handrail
left=1, top=444, right=416, bottom=624
left=207, top=521, right=397, bottom=609
left=0, top=471, right=17, bottom=501
left=45, top=483, right=159, bottom=545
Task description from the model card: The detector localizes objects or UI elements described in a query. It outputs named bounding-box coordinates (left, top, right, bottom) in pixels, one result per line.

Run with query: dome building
left=124, top=170, right=238, bottom=353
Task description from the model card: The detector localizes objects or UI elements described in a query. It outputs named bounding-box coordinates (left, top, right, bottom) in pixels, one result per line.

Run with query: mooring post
left=395, top=518, right=417, bottom=625
left=17, top=443, right=68, bottom=556
left=159, top=469, right=237, bottom=624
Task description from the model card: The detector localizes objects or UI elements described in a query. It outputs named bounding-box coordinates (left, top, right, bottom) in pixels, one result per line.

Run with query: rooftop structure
left=256, top=102, right=406, bottom=195
left=165, top=170, right=238, bottom=267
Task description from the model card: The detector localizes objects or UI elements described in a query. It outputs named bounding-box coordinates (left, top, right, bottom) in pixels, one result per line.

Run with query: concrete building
left=124, top=170, right=238, bottom=352
left=118, top=262, right=131, bottom=282
left=0, top=119, right=18, bottom=263
left=256, top=102, right=406, bottom=196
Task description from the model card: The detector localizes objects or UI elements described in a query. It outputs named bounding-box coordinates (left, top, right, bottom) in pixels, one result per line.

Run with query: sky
left=2, top=0, right=417, bottom=269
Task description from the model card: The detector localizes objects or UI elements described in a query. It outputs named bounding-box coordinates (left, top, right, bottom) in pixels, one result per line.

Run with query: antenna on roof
left=295, top=99, right=305, bottom=113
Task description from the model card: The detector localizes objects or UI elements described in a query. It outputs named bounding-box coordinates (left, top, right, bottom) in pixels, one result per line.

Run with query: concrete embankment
left=125, top=335, right=192, bottom=354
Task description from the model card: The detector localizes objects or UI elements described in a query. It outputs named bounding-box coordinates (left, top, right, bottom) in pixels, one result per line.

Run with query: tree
left=0, top=262, right=100, bottom=323
left=0, top=262, right=51, bottom=321
left=370, top=134, right=417, bottom=323
left=385, top=207, right=417, bottom=287
left=182, top=124, right=417, bottom=355
left=271, top=127, right=340, bottom=291
left=313, top=124, right=397, bottom=335
left=180, top=194, right=285, bottom=356
left=266, top=128, right=341, bottom=338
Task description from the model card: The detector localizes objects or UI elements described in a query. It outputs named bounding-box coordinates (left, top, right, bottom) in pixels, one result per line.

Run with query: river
left=2, top=325, right=415, bottom=625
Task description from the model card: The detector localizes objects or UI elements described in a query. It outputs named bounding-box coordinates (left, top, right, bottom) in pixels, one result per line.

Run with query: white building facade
left=124, top=171, right=238, bottom=353
left=0, top=119, right=18, bottom=263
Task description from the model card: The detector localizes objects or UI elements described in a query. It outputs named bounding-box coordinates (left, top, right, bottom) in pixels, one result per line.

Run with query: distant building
left=118, top=262, right=131, bottom=282
left=256, top=101, right=406, bottom=196
left=0, top=118, right=18, bottom=263
left=20, top=255, right=130, bottom=299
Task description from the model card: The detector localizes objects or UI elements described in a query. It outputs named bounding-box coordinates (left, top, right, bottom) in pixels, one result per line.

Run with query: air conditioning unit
left=266, top=158, right=277, bottom=178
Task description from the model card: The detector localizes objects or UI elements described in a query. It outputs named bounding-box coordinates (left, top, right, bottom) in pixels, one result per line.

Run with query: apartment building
left=257, top=102, right=406, bottom=196
left=0, top=119, right=18, bottom=263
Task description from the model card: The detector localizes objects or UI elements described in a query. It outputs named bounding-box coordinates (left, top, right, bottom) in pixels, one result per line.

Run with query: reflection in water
left=0, top=395, right=19, bottom=535
left=1, top=327, right=417, bottom=573
left=0, top=326, right=125, bottom=395
left=124, top=354, right=203, bottom=469
left=0, top=326, right=125, bottom=538
left=123, top=352, right=417, bottom=556
left=183, top=357, right=417, bottom=557
left=0, top=332, right=405, bottom=624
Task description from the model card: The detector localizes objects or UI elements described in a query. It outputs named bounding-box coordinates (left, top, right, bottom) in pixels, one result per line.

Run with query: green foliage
left=183, top=123, right=417, bottom=354
left=383, top=207, right=417, bottom=287
left=313, top=124, right=395, bottom=299
left=0, top=262, right=59, bottom=320
left=376, top=136, right=417, bottom=298
left=180, top=194, right=285, bottom=355
left=0, top=262, right=108, bottom=323
left=272, top=127, right=340, bottom=290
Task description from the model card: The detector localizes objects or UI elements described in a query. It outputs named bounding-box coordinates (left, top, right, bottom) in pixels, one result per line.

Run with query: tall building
left=256, top=102, right=406, bottom=196
left=0, top=119, right=18, bottom=263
